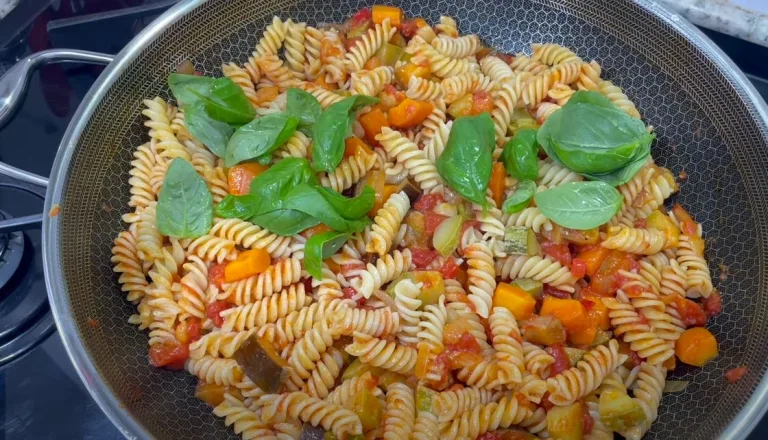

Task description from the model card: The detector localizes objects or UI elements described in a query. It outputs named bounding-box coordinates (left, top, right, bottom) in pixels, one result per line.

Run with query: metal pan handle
left=0, top=49, right=114, bottom=231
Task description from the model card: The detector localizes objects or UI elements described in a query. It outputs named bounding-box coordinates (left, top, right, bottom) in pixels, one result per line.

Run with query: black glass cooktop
left=0, top=1, right=767, bottom=439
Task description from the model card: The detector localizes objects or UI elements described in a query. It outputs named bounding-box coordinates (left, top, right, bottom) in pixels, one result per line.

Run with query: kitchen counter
left=660, top=0, right=768, bottom=47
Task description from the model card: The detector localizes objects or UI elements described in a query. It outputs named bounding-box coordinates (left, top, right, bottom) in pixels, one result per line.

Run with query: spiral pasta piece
left=434, top=387, right=499, bottom=423
left=377, top=128, right=444, bottom=193
left=510, top=54, right=548, bottom=75
left=677, top=234, right=713, bottom=298
left=301, top=347, right=345, bottom=399
left=258, top=299, right=353, bottom=348
left=259, top=391, right=362, bottom=438
left=392, top=279, right=423, bottom=345
left=523, top=342, right=554, bottom=379
left=406, top=76, right=443, bottom=101
left=350, top=65, right=394, bottom=96
left=550, top=61, right=582, bottom=85
left=424, top=120, right=452, bottom=164
left=222, top=62, right=260, bottom=108
left=302, top=83, right=344, bottom=108
left=660, top=258, right=688, bottom=299
left=141, top=97, right=191, bottom=161
left=432, top=34, right=480, bottom=58
left=325, top=372, right=383, bottom=407
left=531, top=43, right=582, bottom=65
left=178, top=256, right=209, bottom=320
left=220, top=257, right=303, bottom=305
left=610, top=165, right=654, bottom=226
left=257, top=54, right=301, bottom=91
left=284, top=20, right=306, bottom=79
left=183, top=234, right=238, bottom=263
left=254, top=16, right=288, bottom=57
left=136, top=202, right=164, bottom=262
left=496, top=255, right=577, bottom=289
left=441, top=72, right=495, bottom=103
left=489, top=307, right=525, bottom=385
left=601, top=226, right=668, bottom=255
left=189, top=329, right=255, bottom=359
left=185, top=356, right=243, bottom=386
left=481, top=56, right=515, bottom=84
left=304, top=26, right=324, bottom=80
left=319, top=149, right=377, bottom=193
left=502, top=207, right=552, bottom=233
left=329, top=306, right=400, bottom=337
left=440, top=393, right=532, bottom=440
left=598, top=79, right=641, bottom=118
left=602, top=294, right=674, bottom=365
left=412, top=43, right=475, bottom=78
left=537, top=158, right=583, bottom=188
left=213, top=393, right=278, bottom=440
left=210, top=217, right=294, bottom=258
left=345, top=19, right=395, bottom=72
left=413, top=409, right=440, bottom=440
left=490, top=82, right=520, bottom=149
left=465, top=242, right=497, bottom=319
left=321, top=31, right=348, bottom=85
left=289, top=318, right=337, bottom=379
left=457, top=358, right=501, bottom=389
left=112, top=230, right=148, bottom=303
left=546, top=339, right=625, bottom=406
left=366, top=191, right=410, bottom=255
left=128, top=143, right=158, bottom=210
left=621, top=363, right=666, bottom=440
left=577, top=60, right=602, bottom=91
left=521, top=71, right=554, bottom=107
left=435, top=16, right=459, bottom=37
left=220, top=284, right=311, bottom=332
left=383, top=383, right=416, bottom=440
left=619, top=270, right=683, bottom=341
left=346, top=331, right=418, bottom=375
left=273, top=130, right=311, bottom=161
left=534, top=102, right=561, bottom=124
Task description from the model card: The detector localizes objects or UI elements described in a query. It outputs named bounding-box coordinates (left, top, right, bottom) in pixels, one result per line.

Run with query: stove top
left=1, top=1, right=768, bottom=439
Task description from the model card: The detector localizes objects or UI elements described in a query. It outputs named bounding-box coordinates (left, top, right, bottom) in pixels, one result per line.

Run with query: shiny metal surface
left=39, top=0, right=768, bottom=439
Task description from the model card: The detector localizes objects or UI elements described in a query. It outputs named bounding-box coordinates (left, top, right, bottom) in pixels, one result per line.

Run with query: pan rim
left=40, top=0, right=768, bottom=439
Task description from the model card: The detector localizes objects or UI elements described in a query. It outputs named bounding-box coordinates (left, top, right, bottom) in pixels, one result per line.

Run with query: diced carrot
left=224, top=249, right=271, bottom=283
left=490, top=162, right=506, bottom=208
left=576, top=247, right=610, bottom=277
left=388, top=98, right=434, bottom=129
left=493, top=283, right=536, bottom=321
left=372, top=5, right=403, bottom=27
left=344, top=136, right=375, bottom=159
left=676, top=327, right=718, bottom=367
left=540, top=297, right=589, bottom=334
left=252, top=86, right=279, bottom=106
left=364, top=56, right=383, bottom=70
left=358, top=107, right=390, bottom=145
left=227, top=162, right=269, bottom=195
left=581, top=295, right=610, bottom=330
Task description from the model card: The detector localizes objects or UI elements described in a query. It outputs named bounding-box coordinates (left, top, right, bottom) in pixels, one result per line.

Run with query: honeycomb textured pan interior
left=52, top=0, right=768, bottom=438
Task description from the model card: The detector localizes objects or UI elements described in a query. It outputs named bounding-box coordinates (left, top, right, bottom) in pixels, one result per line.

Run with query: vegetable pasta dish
left=111, top=5, right=727, bottom=439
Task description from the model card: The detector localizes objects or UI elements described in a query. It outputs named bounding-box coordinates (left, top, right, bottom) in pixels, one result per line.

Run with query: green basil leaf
left=192, top=77, right=255, bottom=124
left=315, top=185, right=375, bottom=220
left=287, top=88, right=322, bottom=134
left=216, top=194, right=260, bottom=219
left=281, top=183, right=371, bottom=233
left=168, top=73, right=214, bottom=106
left=184, top=102, right=234, bottom=157
left=225, top=114, right=299, bottom=167
left=250, top=158, right=318, bottom=213
left=502, top=180, right=537, bottom=214
left=502, top=128, right=539, bottom=180
left=250, top=209, right=320, bottom=236
left=582, top=140, right=652, bottom=187
left=312, top=95, right=379, bottom=172
left=537, top=91, right=652, bottom=174
left=304, top=231, right=352, bottom=279
left=436, top=113, right=495, bottom=206
left=156, top=158, right=213, bottom=238
left=534, top=181, right=622, bottom=230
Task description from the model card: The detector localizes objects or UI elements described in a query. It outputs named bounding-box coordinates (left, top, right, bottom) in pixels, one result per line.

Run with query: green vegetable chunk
left=305, top=231, right=352, bottom=279
left=502, top=128, right=539, bottom=180
left=312, top=95, right=379, bottom=172
left=225, top=113, right=299, bottom=166
left=436, top=113, right=496, bottom=206
left=534, top=181, right=622, bottom=230
left=156, top=158, right=213, bottom=238
left=501, top=226, right=538, bottom=256
left=599, top=389, right=646, bottom=431
left=547, top=402, right=584, bottom=440
left=511, top=279, right=543, bottom=298
left=375, top=43, right=405, bottom=66
left=502, top=180, right=536, bottom=214
left=565, top=347, right=587, bottom=365
left=286, top=88, right=322, bottom=134
left=537, top=91, right=654, bottom=186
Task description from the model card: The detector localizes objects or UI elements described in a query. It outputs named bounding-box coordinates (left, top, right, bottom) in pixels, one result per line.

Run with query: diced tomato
left=618, top=340, right=643, bottom=369
left=175, top=317, right=202, bottom=344
left=470, top=91, right=494, bottom=115
left=541, top=392, right=555, bottom=411
left=411, top=247, right=439, bottom=268
left=544, top=284, right=572, bottom=300
left=703, top=290, right=723, bottom=318
left=149, top=342, right=189, bottom=369
left=541, top=241, right=572, bottom=267
left=571, top=258, right=587, bottom=278
left=582, top=401, right=595, bottom=434
left=380, top=84, right=406, bottom=109
left=400, top=19, right=421, bottom=38
left=547, top=343, right=571, bottom=376
left=439, top=256, right=461, bottom=279
left=350, top=8, right=372, bottom=26
left=725, top=366, right=748, bottom=384
left=342, top=287, right=367, bottom=307
left=676, top=298, right=707, bottom=327
left=581, top=298, right=595, bottom=311
left=206, top=300, right=231, bottom=328
left=424, top=211, right=448, bottom=234
left=461, top=219, right=481, bottom=236
left=589, top=250, right=639, bottom=296
left=414, top=193, right=444, bottom=212
left=341, top=262, right=366, bottom=273
left=208, top=262, right=227, bottom=289
left=633, top=218, right=648, bottom=229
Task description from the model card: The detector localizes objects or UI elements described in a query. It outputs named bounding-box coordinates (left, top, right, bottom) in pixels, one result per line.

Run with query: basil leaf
left=250, top=158, right=318, bottom=213
left=225, top=114, right=299, bottom=167
left=315, top=185, right=375, bottom=220
left=502, top=180, right=536, bottom=214
left=156, top=158, right=213, bottom=238
left=287, top=88, right=322, bottom=134
left=168, top=73, right=213, bottom=106
left=304, top=231, right=352, bottom=279
left=189, top=78, right=255, bottom=124
left=216, top=194, right=260, bottom=219
left=251, top=209, right=320, bottom=236
left=502, top=128, right=539, bottom=180
left=312, top=95, right=379, bottom=172
left=436, top=113, right=495, bottom=206
left=582, top=140, right=652, bottom=186
left=538, top=91, right=653, bottom=174
left=534, top=181, right=622, bottom=230
left=281, top=183, right=371, bottom=233
left=184, top=102, right=234, bottom=157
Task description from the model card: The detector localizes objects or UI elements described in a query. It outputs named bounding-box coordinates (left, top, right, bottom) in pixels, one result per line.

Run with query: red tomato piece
left=208, top=262, right=227, bottom=289
left=581, top=298, right=595, bottom=311
left=411, top=248, right=439, bottom=268
left=439, top=256, right=461, bottom=279
left=342, top=287, right=367, bottom=307
left=400, top=19, right=420, bottom=37
left=540, top=392, right=555, bottom=411
left=541, top=241, right=572, bottom=267
left=149, top=342, right=189, bottom=369
left=350, top=8, right=372, bottom=26
left=470, top=91, right=494, bottom=115
left=206, top=300, right=231, bottom=328
left=725, top=366, right=748, bottom=384
left=176, top=317, right=202, bottom=344
left=676, top=298, right=707, bottom=327
left=546, top=343, right=571, bottom=376
left=703, top=290, right=723, bottom=318
left=496, top=53, right=515, bottom=64
left=544, top=284, right=572, bottom=300
left=582, top=401, right=595, bottom=434
left=571, top=258, right=587, bottom=278
left=633, top=218, right=648, bottom=229
left=461, top=219, right=481, bottom=237
left=424, top=211, right=448, bottom=234
left=414, top=193, right=444, bottom=212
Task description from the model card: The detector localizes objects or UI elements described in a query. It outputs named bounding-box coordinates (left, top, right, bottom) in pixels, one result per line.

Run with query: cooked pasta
left=118, top=8, right=724, bottom=439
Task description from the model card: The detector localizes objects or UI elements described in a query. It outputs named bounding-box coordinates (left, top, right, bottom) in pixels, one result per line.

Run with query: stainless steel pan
left=1, top=0, right=768, bottom=438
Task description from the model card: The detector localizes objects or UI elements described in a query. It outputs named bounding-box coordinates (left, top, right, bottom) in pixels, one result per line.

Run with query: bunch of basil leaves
left=216, top=158, right=374, bottom=278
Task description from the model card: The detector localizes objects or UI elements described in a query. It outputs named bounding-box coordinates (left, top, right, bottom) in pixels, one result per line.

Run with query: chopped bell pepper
left=358, top=107, right=389, bottom=145
left=493, top=282, right=536, bottom=320
left=372, top=5, right=403, bottom=27
left=388, top=98, right=434, bottom=129
left=224, top=249, right=271, bottom=283
left=540, top=297, right=589, bottom=334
